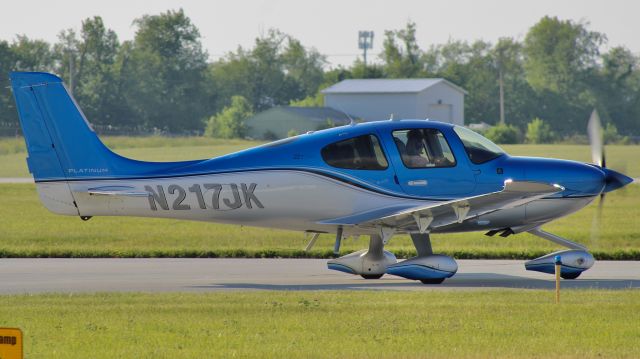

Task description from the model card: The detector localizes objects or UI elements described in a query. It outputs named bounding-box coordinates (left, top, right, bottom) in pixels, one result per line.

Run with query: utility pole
left=358, top=31, right=374, bottom=68
left=499, top=69, right=505, bottom=125
left=68, top=50, right=75, bottom=96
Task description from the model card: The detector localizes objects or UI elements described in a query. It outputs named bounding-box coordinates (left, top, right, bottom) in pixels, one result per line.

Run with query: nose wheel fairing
left=525, top=249, right=595, bottom=279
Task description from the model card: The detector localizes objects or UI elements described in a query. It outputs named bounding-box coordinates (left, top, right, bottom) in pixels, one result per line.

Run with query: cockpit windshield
left=453, top=126, right=506, bottom=164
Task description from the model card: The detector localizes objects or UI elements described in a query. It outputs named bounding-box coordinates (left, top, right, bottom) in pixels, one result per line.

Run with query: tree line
left=0, top=9, right=638, bottom=140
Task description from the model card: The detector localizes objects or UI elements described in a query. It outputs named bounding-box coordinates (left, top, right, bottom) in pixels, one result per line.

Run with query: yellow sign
left=0, top=328, right=22, bottom=359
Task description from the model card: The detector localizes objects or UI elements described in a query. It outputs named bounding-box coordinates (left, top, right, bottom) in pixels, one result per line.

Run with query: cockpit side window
left=392, top=129, right=456, bottom=169
left=321, top=134, right=389, bottom=170
left=453, top=126, right=506, bottom=164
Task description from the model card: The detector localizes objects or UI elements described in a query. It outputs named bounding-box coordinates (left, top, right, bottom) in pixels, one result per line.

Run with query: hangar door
left=428, top=104, right=452, bottom=123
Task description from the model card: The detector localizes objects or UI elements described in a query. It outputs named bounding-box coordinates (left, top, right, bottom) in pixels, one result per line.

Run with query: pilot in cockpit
left=405, top=129, right=430, bottom=167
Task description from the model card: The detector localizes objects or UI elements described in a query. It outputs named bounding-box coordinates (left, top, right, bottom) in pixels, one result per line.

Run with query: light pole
left=358, top=31, right=374, bottom=68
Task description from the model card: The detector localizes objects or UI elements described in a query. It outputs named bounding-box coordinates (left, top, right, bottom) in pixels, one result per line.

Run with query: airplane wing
left=319, top=180, right=563, bottom=233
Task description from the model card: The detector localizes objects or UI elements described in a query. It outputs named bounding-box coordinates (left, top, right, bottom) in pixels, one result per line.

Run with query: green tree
left=211, top=30, right=325, bottom=112
left=281, top=37, right=326, bottom=97
left=591, top=47, right=640, bottom=135
left=524, top=16, right=604, bottom=95
left=72, top=17, right=120, bottom=126
left=50, top=18, right=134, bottom=128
left=602, top=122, right=624, bottom=144
left=492, top=38, right=521, bottom=125
left=426, top=40, right=499, bottom=124
left=350, top=60, right=385, bottom=79
left=204, top=96, right=252, bottom=139
left=0, top=41, right=16, bottom=125
left=53, top=28, right=80, bottom=94
left=123, top=9, right=211, bottom=132
left=525, top=118, right=555, bottom=143
left=10, top=35, right=54, bottom=71
left=1, top=36, right=55, bottom=125
left=522, top=17, right=607, bottom=135
left=484, top=123, right=520, bottom=144
left=380, top=21, right=423, bottom=78
left=289, top=92, right=324, bottom=107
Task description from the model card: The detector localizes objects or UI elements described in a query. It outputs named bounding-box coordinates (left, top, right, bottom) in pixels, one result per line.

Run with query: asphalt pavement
left=0, top=258, right=638, bottom=294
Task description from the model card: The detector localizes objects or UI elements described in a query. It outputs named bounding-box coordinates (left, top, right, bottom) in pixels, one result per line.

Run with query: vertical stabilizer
left=10, top=72, right=199, bottom=182
left=10, top=72, right=127, bottom=181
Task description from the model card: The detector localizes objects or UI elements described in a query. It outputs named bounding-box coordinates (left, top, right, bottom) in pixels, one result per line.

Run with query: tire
left=561, top=272, right=581, bottom=280
left=361, top=274, right=384, bottom=280
left=420, top=278, right=445, bottom=284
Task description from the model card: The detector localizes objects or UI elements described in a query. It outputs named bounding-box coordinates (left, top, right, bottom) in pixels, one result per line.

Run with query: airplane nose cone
left=517, top=158, right=606, bottom=197
left=602, top=168, right=634, bottom=193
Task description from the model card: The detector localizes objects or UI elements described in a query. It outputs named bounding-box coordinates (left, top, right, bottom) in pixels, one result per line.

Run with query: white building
left=321, top=78, right=467, bottom=125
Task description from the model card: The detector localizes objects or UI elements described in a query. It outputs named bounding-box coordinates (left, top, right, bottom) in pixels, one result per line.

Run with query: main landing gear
left=327, top=230, right=457, bottom=284
left=326, top=234, right=397, bottom=279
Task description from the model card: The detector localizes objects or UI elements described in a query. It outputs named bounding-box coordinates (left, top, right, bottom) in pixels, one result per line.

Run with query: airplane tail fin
left=10, top=72, right=131, bottom=181
left=10, top=72, right=199, bottom=183
left=11, top=72, right=206, bottom=216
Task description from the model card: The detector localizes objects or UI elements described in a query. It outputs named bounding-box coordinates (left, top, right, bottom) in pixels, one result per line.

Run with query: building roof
left=321, top=78, right=468, bottom=95
left=270, top=106, right=353, bottom=123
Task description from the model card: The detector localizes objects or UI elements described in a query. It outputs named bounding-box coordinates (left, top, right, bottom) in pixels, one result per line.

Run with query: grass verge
left=1, top=248, right=639, bottom=260
left=1, top=290, right=639, bottom=358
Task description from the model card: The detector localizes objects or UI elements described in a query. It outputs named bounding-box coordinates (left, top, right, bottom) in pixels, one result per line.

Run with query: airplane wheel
left=561, top=272, right=581, bottom=280
left=420, top=278, right=445, bottom=284
left=361, top=274, right=384, bottom=280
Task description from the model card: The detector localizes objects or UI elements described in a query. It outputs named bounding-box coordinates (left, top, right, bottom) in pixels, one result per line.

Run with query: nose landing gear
left=524, top=228, right=595, bottom=279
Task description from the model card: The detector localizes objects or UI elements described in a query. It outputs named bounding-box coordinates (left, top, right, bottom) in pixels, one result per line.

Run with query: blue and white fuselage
left=10, top=72, right=633, bottom=283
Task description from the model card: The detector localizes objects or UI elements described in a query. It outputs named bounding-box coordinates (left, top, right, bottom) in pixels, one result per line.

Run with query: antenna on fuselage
left=334, top=105, right=356, bottom=126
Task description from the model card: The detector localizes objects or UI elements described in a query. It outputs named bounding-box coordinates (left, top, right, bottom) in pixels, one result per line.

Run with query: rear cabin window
left=392, top=129, right=456, bottom=169
left=321, top=134, right=389, bottom=170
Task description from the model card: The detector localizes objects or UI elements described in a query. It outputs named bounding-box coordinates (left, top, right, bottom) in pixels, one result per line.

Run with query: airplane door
left=384, top=127, right=476, bottom=198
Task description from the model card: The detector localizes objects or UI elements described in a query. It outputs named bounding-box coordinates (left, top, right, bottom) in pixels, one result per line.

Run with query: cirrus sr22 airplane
left=10, top=72, right=634, bottom=284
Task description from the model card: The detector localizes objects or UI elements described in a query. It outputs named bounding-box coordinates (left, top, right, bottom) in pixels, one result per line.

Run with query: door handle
left=408, top=180, right=428, bottom=186
left=472, top=169, right=481, bottom=175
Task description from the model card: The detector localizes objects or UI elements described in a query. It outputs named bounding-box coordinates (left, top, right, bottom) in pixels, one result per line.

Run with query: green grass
left=0, top=183, right=638, bottom=258
left=0, top=136, right=26, bottom=155
left=1, top=290, right=639, bottom=358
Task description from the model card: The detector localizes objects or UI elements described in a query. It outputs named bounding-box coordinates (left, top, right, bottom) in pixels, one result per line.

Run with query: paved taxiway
left=0, top=259, right=638, bottom=293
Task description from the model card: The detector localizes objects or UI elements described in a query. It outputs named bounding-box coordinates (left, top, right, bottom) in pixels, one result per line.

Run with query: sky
left=0, top=0, right=637, bottom=67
